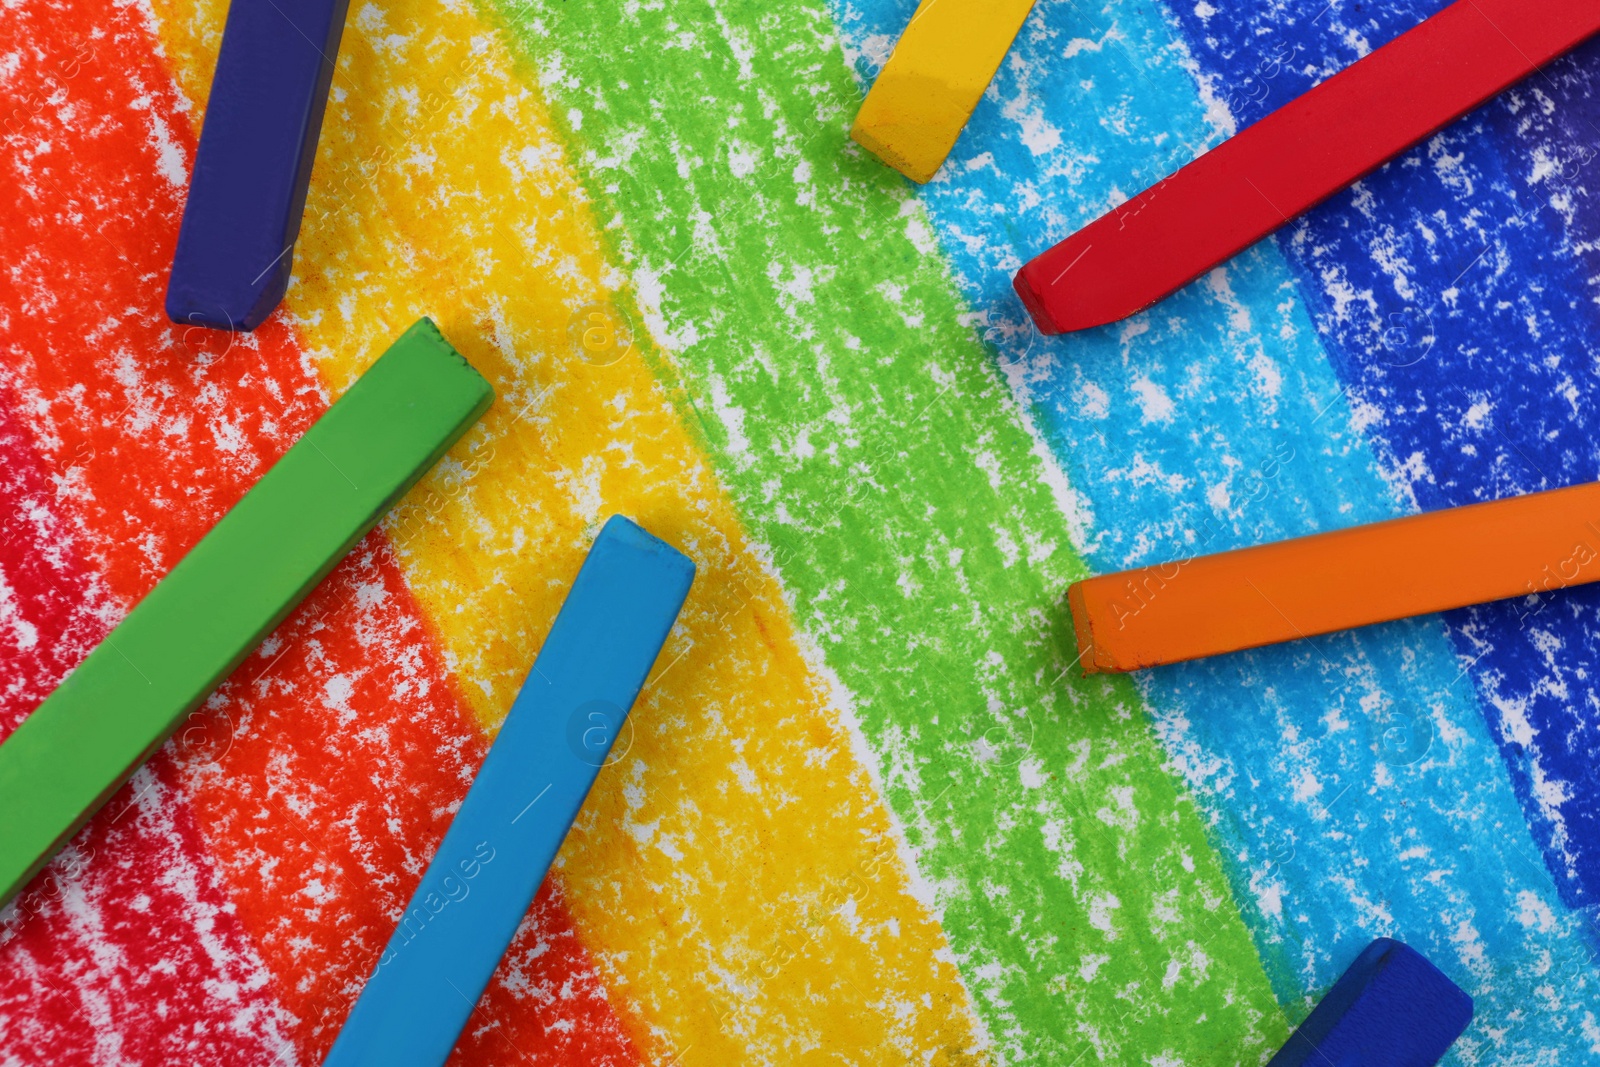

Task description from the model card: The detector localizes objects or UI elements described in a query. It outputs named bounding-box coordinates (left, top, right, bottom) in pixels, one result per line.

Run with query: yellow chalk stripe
left=148, top=0, right=990, bottom=1061
left=851, top=0, right=1036, bottom=183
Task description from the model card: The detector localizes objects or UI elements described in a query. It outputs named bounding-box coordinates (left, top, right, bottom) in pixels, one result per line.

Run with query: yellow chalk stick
left=851, top=0, right=1036, bottom=183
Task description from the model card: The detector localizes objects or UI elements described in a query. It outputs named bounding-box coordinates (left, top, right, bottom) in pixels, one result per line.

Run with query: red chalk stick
left=1014, top=0, right=1600, bottom=334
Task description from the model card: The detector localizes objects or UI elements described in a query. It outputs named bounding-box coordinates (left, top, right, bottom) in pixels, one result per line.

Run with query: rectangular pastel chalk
left=1068, top=480, right=1600, bottom=673
left=165, top=0, right=353, bottom=331
left=0, top=319, right=493, bottom=908
left=1015, top=0, right=1600, bottom=333
left=1268, top=938, right=1472, bottom=1067
left=321, top=515, right=695, bottom=1067
left=851, top=0, right=1037, bottom=184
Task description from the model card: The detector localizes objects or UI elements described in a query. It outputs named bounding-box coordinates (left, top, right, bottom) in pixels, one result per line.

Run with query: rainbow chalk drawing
left=323, top=516, right=693, bottom=1067
left=499, top=0, right=1287, bottom=1061
left=1164, top=0, right=1600, bottom=921
left=4, top=0, right=1600, bottom=1059
left=840, top=0, right=1600, bottom=1060
left=148, top=0, right=999, bottom=1058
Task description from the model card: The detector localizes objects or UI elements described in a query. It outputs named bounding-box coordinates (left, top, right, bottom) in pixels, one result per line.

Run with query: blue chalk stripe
left=166, top=0, right=352, bottom=331
left=1164, top=0, right=1600, bottom=917
left=322, top=516, right=695, bottom=1067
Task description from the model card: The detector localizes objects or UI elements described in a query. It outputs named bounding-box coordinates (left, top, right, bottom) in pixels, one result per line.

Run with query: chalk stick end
left=1066, top=579, right=1117, bottom=675
left=363, top=317, right=496, bottom=419
left=849, top=117, right=943, bottom=185
left=398, top=316, right=487, bottom=378
left=851, top=66, right=987, bottom=186
left=1016, top=229, right=1166, bottom=335
left=1268, top=938, right=1472, bottom=1067
left=1012, top=265, right=1063, bottom=336
left=164, top=253, right=290, bottom=333
left=594, top=514, right=697, bottom=586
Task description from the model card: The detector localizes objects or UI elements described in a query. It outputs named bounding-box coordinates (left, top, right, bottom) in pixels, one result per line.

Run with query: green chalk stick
left=0, top=318, right=493, bottom=908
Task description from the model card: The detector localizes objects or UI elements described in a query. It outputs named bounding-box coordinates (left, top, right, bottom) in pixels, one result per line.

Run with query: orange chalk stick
left=1068, top=481, right=1600, bottom=673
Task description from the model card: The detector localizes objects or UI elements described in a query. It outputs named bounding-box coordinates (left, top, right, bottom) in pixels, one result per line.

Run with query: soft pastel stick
left=1268, top=938, right=1472, bottom=1067
left=321, top=516, right=695, bottom=1067
left=851, top=0, right=1037, bottom=183
left=1015, top=0, right=1600, bottom=334
left=1068, top=480, right=1600, bottom=673
left=165, top=0, right=353, bottom=331
left=0, top=319, right=492, bottom=907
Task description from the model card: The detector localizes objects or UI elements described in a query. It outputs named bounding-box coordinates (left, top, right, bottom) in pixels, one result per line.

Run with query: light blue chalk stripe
left=322, top=516, right=694, bottom=1067
left=828, top=0, right=1599, bottom=1061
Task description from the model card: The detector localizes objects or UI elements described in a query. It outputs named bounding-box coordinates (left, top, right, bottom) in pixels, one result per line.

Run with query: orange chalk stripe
left=1068, top=481, right=1600, bottom=673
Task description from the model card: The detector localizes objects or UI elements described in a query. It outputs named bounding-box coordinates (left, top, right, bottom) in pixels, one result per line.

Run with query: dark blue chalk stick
left=321, top=516, right=695, bottom=1067
left=1268, top=938, right=1473, bottom=1067
left=165, top=0, right=352, bottom=332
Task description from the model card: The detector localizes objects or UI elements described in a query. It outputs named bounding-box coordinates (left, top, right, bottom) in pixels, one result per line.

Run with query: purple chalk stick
left=165, top=0, right=352, bottom=332
left=1269, top=938, right=1473, bottom=1067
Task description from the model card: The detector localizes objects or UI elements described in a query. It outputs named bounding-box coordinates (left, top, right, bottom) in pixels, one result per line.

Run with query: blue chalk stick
left=321, top=516, right=694, bottom=1067
left=1268, top=938, right=1473, bottom=1067
left=165, top=0, right=352, bottom=332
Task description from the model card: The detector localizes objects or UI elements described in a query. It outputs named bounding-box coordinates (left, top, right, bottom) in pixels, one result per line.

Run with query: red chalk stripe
left=0, top=388, right=299, bottom=1065
left=0, top=385, right=110, bottom=743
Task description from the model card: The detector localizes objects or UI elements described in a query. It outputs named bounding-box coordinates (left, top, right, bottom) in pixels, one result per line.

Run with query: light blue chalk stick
left=322, top=515, right=694, bottom=1067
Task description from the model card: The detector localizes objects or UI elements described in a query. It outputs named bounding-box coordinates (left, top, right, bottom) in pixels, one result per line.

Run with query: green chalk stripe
left=0, top=317, right=493, bottom=907
left=486, top=0, right=1287, bottom=1060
